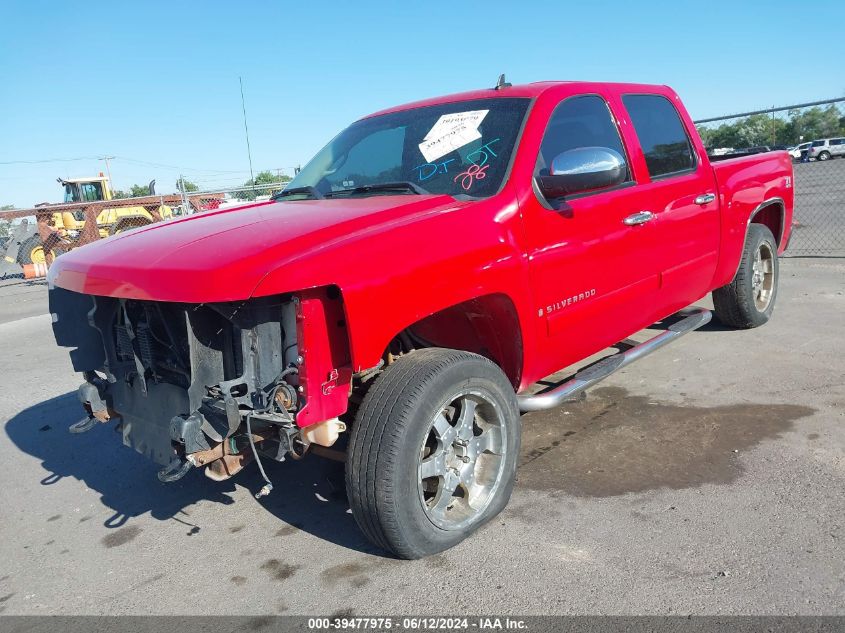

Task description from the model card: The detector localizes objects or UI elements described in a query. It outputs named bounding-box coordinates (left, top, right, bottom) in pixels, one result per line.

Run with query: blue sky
left=1, top=0, right=842, bottom=207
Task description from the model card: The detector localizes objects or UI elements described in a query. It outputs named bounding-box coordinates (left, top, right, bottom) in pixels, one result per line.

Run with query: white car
left=807, top=138, right=845, bottom=161
left=788, top=142, right=811, bottom=160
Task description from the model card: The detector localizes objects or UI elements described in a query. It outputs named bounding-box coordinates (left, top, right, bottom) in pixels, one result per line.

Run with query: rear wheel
left=16, top=236, right=45, bottom=265
left=818, top=151, right=830, bottom=161
left=712, top=224, right=779, bottom=329
left=346, top=348, right=520, bottom=559
left=110, top=217, right=150, bottom=235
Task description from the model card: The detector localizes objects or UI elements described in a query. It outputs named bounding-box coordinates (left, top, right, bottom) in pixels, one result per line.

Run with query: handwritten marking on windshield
left=414, top=158, right=457, bottom=181
left=454, top=163, right=489, bottom=191
left=465, top=138, right=500, bottom=166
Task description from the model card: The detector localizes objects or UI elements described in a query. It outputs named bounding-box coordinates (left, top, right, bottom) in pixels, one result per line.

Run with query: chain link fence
left=3, top=98, right=844, bottom=275
left=0, top=180, right=291, bottom=280
left=695, top=97, right=845, bottom=257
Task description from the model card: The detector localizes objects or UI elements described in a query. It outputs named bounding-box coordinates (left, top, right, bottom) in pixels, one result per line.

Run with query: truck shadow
left=4, top=392, right=379, bottom=556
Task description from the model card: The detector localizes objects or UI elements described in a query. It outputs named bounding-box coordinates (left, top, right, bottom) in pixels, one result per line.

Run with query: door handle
left=695, top=193, right=716, bottom=205
left=623, top=211, right=654, bottom=226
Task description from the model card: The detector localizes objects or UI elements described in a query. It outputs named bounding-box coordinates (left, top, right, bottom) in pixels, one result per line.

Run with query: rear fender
left=749, top=200, right=785, bottom=251
left=713, top=196, right=787, bottom=289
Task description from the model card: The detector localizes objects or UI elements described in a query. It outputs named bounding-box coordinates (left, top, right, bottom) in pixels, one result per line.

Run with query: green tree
left=234, top=171, right=291, bottom=200
left=697, top=122, right=744, bottom=149
left=111, top=185, right=151, bottom=198
left=128, top=184, right=152, bottom=198
left=698, top=103, right=845, bottom=150
left=784, top=106, right=842, bottom=143
left=176, top=177, right=199, bottom=193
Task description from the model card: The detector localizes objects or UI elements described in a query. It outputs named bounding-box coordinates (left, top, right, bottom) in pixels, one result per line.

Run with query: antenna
left=239, top=76, right=256, bottom=191
left=495, top=74, right=511, bottom=90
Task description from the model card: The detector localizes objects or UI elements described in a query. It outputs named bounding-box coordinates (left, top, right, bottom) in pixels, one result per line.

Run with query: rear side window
left=622, top=94, right=695, bottom=178
left=830, top=139, right=845, bottom=146
left=811, top=140, right=825, bottom=147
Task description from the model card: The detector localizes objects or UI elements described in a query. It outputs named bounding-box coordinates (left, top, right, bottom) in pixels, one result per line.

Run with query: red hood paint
left=49, top=194, right=462, bottom=302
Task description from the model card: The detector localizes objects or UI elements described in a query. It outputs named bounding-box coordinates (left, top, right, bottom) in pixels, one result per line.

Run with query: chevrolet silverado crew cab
left=48, top=80, right=793, bottom=558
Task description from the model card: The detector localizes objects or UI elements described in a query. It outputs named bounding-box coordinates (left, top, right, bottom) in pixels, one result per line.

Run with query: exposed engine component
left=52, top=287, right=308, bottom=472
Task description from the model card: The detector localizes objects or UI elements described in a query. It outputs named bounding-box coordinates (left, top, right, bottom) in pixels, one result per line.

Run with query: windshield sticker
left=453, top=163, right=489, bottom=191
left=418, top=110, right=489, bottom=162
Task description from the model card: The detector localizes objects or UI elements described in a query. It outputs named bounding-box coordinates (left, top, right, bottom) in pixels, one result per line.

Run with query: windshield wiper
left=324, top=181, right=430, bottom=198
left=271, top=186, right=325, bottom=201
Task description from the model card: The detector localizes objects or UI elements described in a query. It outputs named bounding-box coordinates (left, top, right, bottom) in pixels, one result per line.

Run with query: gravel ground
left=0, top=258, right=842, bottom=616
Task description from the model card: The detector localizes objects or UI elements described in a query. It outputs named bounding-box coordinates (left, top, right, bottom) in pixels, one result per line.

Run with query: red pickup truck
left=48, top=80, right=793, bottom=558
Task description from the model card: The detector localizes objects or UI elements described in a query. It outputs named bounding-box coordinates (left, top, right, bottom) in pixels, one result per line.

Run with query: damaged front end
left=49, top=286, right=351, bottom=488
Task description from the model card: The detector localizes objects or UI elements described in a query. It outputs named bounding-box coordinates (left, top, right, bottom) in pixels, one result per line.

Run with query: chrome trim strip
left=518, top=308, right=712, bottom=413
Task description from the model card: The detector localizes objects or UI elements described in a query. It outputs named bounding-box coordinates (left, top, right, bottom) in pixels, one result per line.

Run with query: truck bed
left=709, top=149, right=794, bottom=289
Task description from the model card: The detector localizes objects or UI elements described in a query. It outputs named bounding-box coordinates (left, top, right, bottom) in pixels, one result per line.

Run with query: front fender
left=252, top=193, right=535, bottom=380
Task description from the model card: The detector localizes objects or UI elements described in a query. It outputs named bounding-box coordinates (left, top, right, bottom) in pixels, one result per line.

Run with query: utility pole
left=179, top=174, right=189, bottom=214
left=771, top=106, right=776, bottom=145
left=99, top=155, right=115, bottom=185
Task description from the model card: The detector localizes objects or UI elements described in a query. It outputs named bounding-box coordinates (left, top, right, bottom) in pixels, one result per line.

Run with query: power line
left=0, top=155, right=257, bottom=174
left=0, top=156, right=102, bottom=165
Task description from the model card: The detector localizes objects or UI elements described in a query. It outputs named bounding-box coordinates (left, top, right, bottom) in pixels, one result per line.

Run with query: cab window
left=79, top=182, right=104, bottom=202
left=536, top=94, right=631, bottom=183
left=622, top=94, right=695, bottom=178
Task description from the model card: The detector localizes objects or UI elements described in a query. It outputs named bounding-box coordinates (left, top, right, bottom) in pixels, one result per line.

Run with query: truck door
left=522, top=94, right=662, bottom=379
left=618, top=93, right=720, bottom=309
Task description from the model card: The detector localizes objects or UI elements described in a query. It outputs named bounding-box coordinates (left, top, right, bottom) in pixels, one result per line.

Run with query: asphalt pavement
left=0, top=259, right=842, bottom=615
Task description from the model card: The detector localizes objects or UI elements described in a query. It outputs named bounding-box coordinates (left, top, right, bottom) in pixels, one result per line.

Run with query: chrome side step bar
left=518, top=308, right=712, bottom=413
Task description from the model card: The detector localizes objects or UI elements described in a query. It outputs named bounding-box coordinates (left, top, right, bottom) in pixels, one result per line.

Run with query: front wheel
left=16, top=235, right=45, bottom=265
left=346, top=348, right=520, bottom=559
left=712, top=223, right=779, bottom=329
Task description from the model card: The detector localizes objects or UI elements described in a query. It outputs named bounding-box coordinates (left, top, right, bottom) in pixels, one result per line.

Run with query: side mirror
left=536, top=147, right=627, bottom=199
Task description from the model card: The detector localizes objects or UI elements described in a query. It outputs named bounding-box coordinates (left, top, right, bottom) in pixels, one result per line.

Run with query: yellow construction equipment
left=19, top=174, right=173, bottom=265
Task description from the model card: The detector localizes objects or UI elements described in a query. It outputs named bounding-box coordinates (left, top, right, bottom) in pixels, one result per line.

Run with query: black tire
left=346, top=348, right=520, bottom=559
left=817, top=151, right=830, bottom=161
left=110, top=217, right=150, bottom=236
left=16, top=235, right=43, bottom=265
left=712, top=224, right=779, bottom=329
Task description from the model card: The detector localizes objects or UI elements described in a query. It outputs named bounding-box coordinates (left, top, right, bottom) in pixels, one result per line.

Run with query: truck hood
left=49, top=194, right=464, bottom=302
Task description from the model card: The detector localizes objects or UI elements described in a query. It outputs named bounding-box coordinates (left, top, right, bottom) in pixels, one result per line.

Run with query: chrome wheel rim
left=752, top=242, right=775, bottom=311
left=417, top=389, right=507, bottom=531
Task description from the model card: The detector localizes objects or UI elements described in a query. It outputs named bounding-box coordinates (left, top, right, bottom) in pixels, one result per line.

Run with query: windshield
left=63, top=182, right=104, bottom=203
left=286, top=97, right=530, bottom=199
